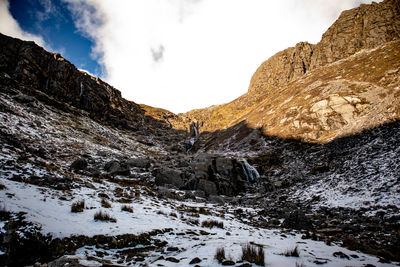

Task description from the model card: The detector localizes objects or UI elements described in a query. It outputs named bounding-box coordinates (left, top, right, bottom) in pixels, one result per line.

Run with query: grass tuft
left=71, top=200, right=85, bottom=213
left=121, top=205, right=134, bottom=213
left=101, top=198, right=112, bottom=208
left=94, top=210, right=117, bottom=222
left=201, top=219, right=224, bottom=229
left=283, top=246, right=300, bottom=257
left=241, top=243, right=265, bottom=266
left=215, top=247, right=226, bottom=263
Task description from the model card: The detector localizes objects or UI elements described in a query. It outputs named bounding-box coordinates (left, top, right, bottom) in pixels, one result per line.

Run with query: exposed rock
left=282, top=210, right=313, bottom=230
left=221, top=260, right=236, bottom=265
left=13, top=94, right=36, bottom=103
left=182, top=0, right=400, bottom=144
left=104, top=160, right=130, bottom=176
left=70, top=158, right=88, bottom=171
left=189, top=257, right=202, bottom=264
left=125, top=157, right=151, bottom=169
left=196, top=179, right=217, bottom=196
left=153, top=167, right=184, bottom=189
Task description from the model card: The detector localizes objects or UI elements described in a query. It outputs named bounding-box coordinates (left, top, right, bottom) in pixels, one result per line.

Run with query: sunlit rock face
left=182, top=0, right=400, bottom=143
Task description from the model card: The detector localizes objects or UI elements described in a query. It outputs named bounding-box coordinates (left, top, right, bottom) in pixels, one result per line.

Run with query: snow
left=0, top=91, right=399, bottom=266
left=0, top=179, right=397, bottom=266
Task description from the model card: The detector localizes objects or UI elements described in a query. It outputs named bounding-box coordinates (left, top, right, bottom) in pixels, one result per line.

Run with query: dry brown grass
left=121, top=205, right=134, bottom=213
left=94, top=210, right=116, bottom=222
left=241, top=243, right=265, bottom=265
left=215, top=247, right=226, bottom=263
left=71, top=200, right=85, bottom=212
left=101, top=198, right=111, bottom=208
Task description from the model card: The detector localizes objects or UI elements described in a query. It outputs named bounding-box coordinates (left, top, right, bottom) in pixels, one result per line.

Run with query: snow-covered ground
left=0, top=178, right=397, bottom=266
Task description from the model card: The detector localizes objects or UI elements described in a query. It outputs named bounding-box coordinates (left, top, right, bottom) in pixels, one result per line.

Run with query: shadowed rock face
left=183, top=0, right=400, bottom=143
left=0, top=33, right=142, bottom=130
left=0, top=33, right=188, bottom=141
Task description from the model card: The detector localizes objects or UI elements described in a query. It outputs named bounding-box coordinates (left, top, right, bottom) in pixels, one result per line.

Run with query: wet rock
left=70, top=158, right=88, bottom=171
left=215, top=157, right=233, bottom=176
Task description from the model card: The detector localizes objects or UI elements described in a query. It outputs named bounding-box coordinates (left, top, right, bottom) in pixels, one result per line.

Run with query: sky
left=0, top=0, right=381, bottom=113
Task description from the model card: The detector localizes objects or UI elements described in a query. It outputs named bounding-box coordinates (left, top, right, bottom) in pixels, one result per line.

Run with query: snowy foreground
left=0, top=178, right=396, bottom=267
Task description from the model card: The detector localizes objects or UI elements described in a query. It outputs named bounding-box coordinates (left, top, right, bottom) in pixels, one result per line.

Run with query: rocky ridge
left=183, top=0, right=400, bottom=143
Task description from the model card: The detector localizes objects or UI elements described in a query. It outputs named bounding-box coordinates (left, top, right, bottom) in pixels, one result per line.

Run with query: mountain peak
left=183, top=0, right=400, bottom=143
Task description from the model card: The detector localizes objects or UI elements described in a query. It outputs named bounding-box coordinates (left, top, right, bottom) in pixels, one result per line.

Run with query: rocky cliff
left=0, top=33, right=187, bottom=151
left=184, top=0, right=400, bottom=143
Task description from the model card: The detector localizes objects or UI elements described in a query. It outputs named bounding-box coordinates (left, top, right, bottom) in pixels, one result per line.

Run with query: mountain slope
left=183, top=0, right=400, bottom=143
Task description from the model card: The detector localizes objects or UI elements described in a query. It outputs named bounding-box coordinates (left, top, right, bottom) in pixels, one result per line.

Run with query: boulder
left=104, top=160, right=130, bottom=176
left=70, top=158, right=88, bottom=171
left=196, top=179, right=217, bottom=196
left=215, top=157, right=233, bottom=176
left=153, top=167, right=184, bottom=188
left=125, top=157, right=151, bottom=169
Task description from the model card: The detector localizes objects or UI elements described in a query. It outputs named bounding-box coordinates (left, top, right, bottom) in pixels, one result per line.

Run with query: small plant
left=188, top=218, right=200, bottom=226
left=101, top=198, right=111, bottom=208
left=215, top=247, right=226, bottom=263
left=94, top=210, right=117, bottom=222
left=117, top=197, right=132, bottom=203
left=241, top=243, right=265, bottom=266
left=283, top=246, right=300, bottom=257
left=71, top=200, right=85, bottom=213
left=295, top=262, right=306, bottom=267
left=0, top=183, right=6, bottom=190
left=121, top=205, right=134, bottom=213
left=198, top=207, right=210, bottom=215
left=201, top=219, right=224, bottom=229
left=135, top=188, right=141, bottom=199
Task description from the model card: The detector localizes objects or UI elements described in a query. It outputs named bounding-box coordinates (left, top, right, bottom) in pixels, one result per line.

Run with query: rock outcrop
left=183, top=0, right=400, bottom=143
left=0, top=33, right=185, bottom=142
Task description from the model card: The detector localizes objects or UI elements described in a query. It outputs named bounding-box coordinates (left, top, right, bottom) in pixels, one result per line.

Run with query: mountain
left=183, top=0, right=400, bottom=143
left=0, top=0, right=399, bottom=266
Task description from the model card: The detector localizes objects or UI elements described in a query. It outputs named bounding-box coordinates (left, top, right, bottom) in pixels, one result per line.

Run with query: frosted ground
left=0, top=178, right=396, bottom=267
left=0, top=90, right=399, bottom=266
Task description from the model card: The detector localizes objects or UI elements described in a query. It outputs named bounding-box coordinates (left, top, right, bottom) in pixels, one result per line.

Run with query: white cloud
left=64, top=0, right=381, bottom=114
left=0, top=0, right=46, bottom=47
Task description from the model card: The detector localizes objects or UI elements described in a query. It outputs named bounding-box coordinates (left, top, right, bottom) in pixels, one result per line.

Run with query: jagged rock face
left=310, top=0, right=400, bottom=69
left=248, top=42, right=314, bottom=95
left=0, top=34, right=136, bottom=129
left=183, top=0, right=400, bottom=143
left=0, top=33, right=181, bottom=136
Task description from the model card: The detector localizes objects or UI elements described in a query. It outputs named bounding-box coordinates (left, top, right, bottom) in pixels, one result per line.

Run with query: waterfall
left=240, top=159, right=260, bottom=182
left=80, top=81, right=85, bottom=97
left=191, top=122, right=199, bottom=138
